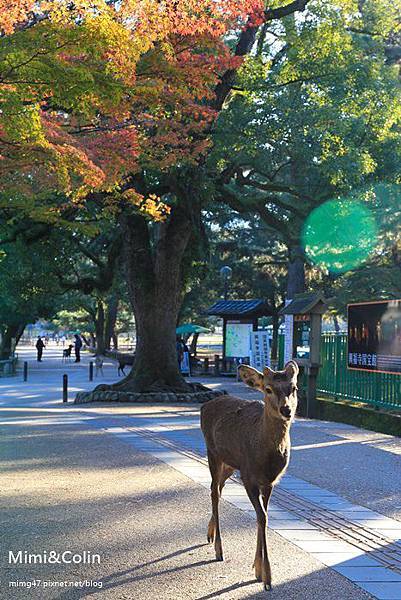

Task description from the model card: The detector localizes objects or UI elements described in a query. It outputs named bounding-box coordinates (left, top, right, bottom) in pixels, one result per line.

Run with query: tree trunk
left=189, top=332, right=199, bottom=356
left=95, top=300, right=105, bottom=355
left=0, top=324, right=25, bottom=359
left=112, top=333, right=118, bottom=349
left=97, top=205, right=202, bottom=393
left=287, top=244, right=306, bottom=299
left=104, top=294, right=118, bottom=351
left=81, top=333, right=90, bottom=346
left=333, top=315, right=340, bottom=333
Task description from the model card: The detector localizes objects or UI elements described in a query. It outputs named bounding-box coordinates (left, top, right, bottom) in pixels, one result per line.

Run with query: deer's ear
left=263, top=366, right=275, bottom=380
left=285, top=360, right=299, bottom=381
left=238, top=365, right=264, bottom=390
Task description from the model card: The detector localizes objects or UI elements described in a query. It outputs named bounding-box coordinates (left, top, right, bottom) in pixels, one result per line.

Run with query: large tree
left=101, top=1, right=312, bottom=393
left=13, top=2, right=384, bottom=393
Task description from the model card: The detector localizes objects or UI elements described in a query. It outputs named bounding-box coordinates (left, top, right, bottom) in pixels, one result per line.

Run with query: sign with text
left=250, top=331, right=270, bottom=370
left=226, top=322, right=252, bottom=358
left=347, top=300, right=401, bottom=374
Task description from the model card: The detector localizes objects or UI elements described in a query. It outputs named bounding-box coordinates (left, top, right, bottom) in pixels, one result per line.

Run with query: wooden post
left=222, top=318, right=227, bottom=361
left=214, top=354, right=220, bottom=376
left=89, top=361, right=94, bottom=381
left=23, top=361, right=28, bottom=382
left=204, top=357, right=209, bottom=374
left=306, top=364, right=319, bottom=418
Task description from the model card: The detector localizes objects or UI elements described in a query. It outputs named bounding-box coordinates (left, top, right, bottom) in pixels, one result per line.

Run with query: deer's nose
left=280, top=405, right=292, bottom=419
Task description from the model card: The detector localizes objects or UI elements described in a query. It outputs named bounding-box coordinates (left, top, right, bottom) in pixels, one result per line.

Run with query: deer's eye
left=265, top=387, right=273, bottom=394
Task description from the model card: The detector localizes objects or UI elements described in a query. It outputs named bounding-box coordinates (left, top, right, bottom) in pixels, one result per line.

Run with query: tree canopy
left=0, top=0, right=265, bottom=205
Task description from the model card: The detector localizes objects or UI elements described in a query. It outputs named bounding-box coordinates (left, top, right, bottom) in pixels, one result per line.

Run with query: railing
left=317, top=333, right=401, bottom=411
left=278, top=333, right=401, bottom=411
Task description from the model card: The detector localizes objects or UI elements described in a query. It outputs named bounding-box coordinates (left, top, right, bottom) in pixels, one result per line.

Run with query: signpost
left=280, top=292, right=329, bottom=417
left=348, top=299, right=401, bottom=374
left=284, top=314, right=294, bottom=364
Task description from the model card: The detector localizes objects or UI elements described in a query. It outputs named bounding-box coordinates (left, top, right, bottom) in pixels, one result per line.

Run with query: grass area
left=194, top=333, right=222, bottom=358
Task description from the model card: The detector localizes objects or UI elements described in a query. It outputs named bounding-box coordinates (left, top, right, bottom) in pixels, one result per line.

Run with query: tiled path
left=1, top=345, right=401, bottom=598
left=83, top=407, right=401, bottom=600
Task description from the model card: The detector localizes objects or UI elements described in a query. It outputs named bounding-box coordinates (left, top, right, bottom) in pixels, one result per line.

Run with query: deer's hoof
left=215, top=545, right=224, bottom=561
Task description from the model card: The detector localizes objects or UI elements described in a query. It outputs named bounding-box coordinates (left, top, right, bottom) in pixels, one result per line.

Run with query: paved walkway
left=1, top=344, right=400, bottom=599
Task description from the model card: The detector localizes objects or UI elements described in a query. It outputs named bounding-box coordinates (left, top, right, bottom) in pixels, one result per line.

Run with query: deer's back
left=201, top=395, right=264, bottom=471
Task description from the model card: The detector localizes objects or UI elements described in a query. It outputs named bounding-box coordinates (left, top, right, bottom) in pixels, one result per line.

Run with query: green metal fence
left=278, top=332, right=401, bottom=410
left=317, top=333, right=401, bottom=410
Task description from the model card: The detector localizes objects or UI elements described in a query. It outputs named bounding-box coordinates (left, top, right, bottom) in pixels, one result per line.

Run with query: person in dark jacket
left=36, top=336, right=45, bottom=362
left=74, top=334, right=83, bottom=363
left=176, top=335, right=184, bottom=367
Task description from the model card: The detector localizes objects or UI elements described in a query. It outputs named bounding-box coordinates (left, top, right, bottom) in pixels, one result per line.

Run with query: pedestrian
left=36, top=336, right=45, bottom=362
left=74, top=334, right=83, bottom=363
left=176, top=335, right=185, bottom=368
left=61, top=335, right=66, bottom=347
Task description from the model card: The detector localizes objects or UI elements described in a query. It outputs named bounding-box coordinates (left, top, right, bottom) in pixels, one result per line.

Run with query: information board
left=226, top=322, right=253, bottom=358
left=348, top=300, right=401, bottom=374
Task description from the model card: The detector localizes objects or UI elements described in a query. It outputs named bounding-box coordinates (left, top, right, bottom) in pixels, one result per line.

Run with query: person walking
left=74, top=334, right=83, bottom=363
left=176, top=335, right=186, bottom=369
left=36, top=336, right=45, bottom=362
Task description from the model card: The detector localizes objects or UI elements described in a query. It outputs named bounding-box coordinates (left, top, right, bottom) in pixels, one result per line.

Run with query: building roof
left=206, top=299, right=272, bottom=318
left=280, top=292, right=328, bottom=316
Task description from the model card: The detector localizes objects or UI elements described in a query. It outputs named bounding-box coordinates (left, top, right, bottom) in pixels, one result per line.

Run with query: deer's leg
left=219, top=463, right=234, bottom=495
left=260, top=485, right=273, bottom=589
left=206, top=450, right=224, bottom=560
left=244, top=480, right=272, bottom=590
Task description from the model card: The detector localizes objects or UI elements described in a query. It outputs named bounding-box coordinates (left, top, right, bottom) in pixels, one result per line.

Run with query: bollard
left=63, top=374, right=68, bottom=403
left=23, top=361, right=28, bottom=382
left=89, top=361, right=94, bottom=381
left=204, top=357, right=209, bottom=374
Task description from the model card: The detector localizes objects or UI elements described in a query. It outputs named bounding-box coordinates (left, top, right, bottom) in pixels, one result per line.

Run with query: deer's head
left=238, top=361, right=299, bottom=421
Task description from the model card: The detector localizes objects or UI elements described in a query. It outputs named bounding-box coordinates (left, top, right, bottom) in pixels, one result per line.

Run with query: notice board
left=348, top=300, right=401, bottom=374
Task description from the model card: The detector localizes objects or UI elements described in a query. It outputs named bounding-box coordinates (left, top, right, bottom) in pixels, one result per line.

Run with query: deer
left=200, top=360, right=299, bottom=591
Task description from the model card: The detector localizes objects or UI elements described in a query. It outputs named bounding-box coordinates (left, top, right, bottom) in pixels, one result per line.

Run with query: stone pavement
left=0, top=344, right=400, bottom=599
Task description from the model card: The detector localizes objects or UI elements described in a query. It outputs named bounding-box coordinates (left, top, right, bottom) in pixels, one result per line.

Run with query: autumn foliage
left=0, top=0, right=265, bottom=211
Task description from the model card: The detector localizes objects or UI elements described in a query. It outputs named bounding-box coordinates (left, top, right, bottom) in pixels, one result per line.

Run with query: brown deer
left=200, top=360, right=299, bottom=591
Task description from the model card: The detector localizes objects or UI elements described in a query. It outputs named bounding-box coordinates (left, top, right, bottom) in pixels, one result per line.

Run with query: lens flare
left=302, top=199, right=377, bottom=273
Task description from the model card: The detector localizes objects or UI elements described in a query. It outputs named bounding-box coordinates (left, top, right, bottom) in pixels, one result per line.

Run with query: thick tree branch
left=218, top=185, right=291, bottom=238
left=212, top=0, right=311, bottom=110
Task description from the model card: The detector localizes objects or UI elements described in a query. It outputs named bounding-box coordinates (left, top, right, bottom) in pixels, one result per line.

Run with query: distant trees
left=0, top=237, right=65, bottom=358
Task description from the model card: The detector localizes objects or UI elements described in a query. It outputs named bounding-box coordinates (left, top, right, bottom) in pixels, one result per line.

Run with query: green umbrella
left=176, top=324, right=210, bottom=335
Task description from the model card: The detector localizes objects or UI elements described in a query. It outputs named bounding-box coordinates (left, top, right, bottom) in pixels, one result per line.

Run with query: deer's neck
left=262, top=408, right=291, bottom=454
